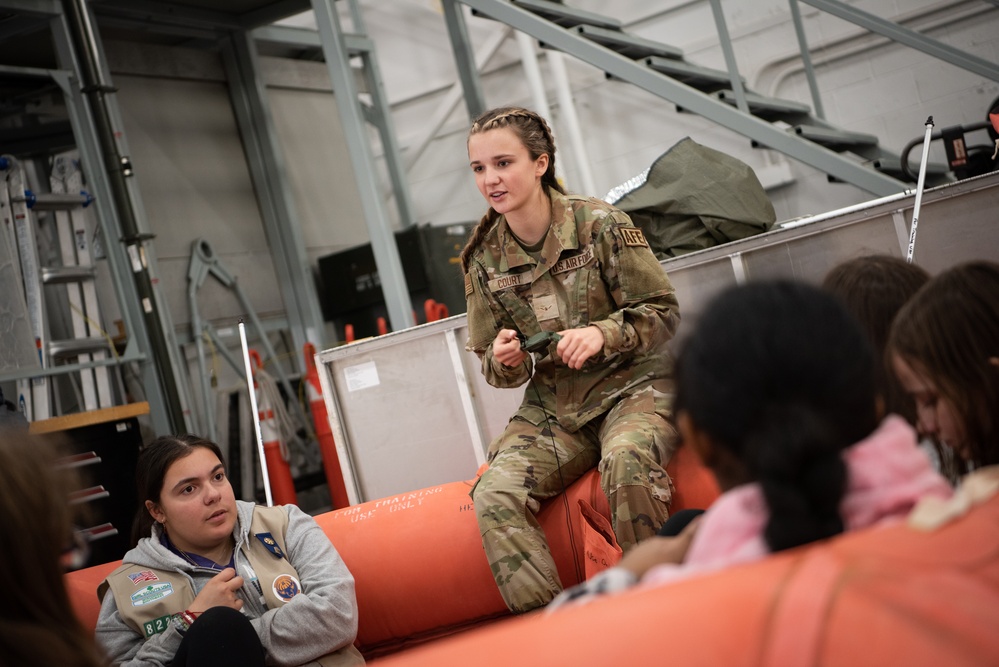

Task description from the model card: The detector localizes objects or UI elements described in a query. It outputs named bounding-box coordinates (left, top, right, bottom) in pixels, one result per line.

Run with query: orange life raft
left=66, top=447, right=718, bottom=659
left=373, top=483, right=999, bottom=667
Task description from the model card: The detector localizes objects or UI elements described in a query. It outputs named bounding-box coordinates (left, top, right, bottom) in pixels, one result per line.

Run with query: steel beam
left=788, top=0, right=826, bottom=120
left=310, top=0, right=415, bottom=332
left=222, top=30, right=327, bottom=367
left=442, top=0, right=488, bottom=121
left=458, top=0, right=907, bottom=196
left=252, top=24, right=372, bottom=56
left=89, top=0, right=242, bottom=32
left=801, top=0, right=999, bottom=83
left=238, top=0, right=311, bottom=30
left=252, top=17, right=419, bottom=271
left=347, top=0, right=418, bottom=229
left=708, top=0, right=748, bottom=114
left=49, top=13, right=179, bottom=435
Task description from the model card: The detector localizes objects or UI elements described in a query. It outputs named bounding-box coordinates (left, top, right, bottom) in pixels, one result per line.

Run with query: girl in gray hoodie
left=95, top=434, right=363, bottom=666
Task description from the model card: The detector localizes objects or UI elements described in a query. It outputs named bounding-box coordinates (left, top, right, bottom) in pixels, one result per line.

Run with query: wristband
left=171, top=609, right=201, bottom=635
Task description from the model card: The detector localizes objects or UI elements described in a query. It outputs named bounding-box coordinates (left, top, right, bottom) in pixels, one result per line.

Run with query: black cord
left=522, top=357, right=584, bottom=585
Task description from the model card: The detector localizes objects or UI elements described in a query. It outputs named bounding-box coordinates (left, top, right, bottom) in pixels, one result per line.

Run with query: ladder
left=450, top=0, right=953, bottom=196
left=0, top=154, right=115, bottom=420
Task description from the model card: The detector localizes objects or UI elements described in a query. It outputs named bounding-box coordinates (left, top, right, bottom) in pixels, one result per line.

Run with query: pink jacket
left=642, top=415, right=953, bottom=588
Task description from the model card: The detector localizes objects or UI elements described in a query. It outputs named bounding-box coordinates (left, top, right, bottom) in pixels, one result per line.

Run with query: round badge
left=272, top=574, right=301, bottom=603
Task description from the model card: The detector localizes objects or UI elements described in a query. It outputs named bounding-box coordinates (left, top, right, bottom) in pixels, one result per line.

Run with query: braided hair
left=674, top=281, right=879, bottom=553
left=459, top=107, right=565, bottom=273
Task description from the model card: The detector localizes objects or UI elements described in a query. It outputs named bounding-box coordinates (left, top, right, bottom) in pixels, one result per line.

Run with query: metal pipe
left=547, top=51, right=597, bottom=196
left=61, top=0, right=185, bottom=430
left=516, top=31, right=553, bottom=120
left=906, top=117, right=935, bottom=263
left=709, top=0, right=749, bottom=115
left=239, top=320, right=273, bottom=507
left=788, top=0, right=825, bottom=119
left=779, top=189, right=913, bottom=229
left=516, top=31, right=569, bottom=186
left=188, top=286, right=215, bottom=440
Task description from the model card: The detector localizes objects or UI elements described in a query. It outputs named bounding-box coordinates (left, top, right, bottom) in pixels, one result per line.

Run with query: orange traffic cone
left=303, top=342, right=350, bottom=509
left=425, top=299, right=449, bottom=322
left=249, top=350, right=298, bottom=506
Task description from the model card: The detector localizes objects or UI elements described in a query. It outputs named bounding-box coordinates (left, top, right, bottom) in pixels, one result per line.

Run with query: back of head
left=0, top=428, right=107, bottom=667
left=822, top=254, right=930, bottom=423
left=675, top=280, right=879, bottom=552
left=460, top=106, right=564, bottom=273
left=889, top=260, right=999, bottom=471
left=132, top=433, right=226, bottom=546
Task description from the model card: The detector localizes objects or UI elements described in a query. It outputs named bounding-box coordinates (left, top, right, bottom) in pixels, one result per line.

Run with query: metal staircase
left=446, top=0, right=955, bottom=197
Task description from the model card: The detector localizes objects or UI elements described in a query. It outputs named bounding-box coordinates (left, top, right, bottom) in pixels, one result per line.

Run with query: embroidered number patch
left=143, top=615, right=172, bottom=638
left=620, top=227, right=648, bottom=247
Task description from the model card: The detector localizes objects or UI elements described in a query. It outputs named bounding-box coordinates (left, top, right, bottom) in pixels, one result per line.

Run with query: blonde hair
left=460, top=107, right=565, bottom=272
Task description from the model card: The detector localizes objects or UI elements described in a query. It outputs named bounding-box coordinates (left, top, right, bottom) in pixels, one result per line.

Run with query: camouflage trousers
left=471, top=385, right=677, bottom=613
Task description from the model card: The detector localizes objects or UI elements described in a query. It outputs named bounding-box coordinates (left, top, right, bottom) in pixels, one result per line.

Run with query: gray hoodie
left=95, top=501, right=359, bottom=666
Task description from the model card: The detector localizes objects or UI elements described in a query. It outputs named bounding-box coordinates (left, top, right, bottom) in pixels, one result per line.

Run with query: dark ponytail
left=675, top=281, right=878, bottom=553
left=746, top=404, right=847, bottom=551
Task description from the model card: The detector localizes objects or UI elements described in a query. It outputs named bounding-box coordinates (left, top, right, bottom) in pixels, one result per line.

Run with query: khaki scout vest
left=100, top=505, right=364, bottom=667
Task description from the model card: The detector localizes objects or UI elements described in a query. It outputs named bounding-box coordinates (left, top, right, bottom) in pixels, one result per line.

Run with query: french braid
left=460, top=107, right=566, bottom=273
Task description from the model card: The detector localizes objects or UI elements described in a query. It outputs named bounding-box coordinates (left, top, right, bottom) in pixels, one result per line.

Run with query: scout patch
left=464, top=272, right=473, bottom=297
left=551, top=245, right=594, bottom=275
left=256, top=532, right=286, bottom=558
left=620, top=227, right=648, bottom=247
left=127, top=570, right=159, bottom=585
left=130, top=582, right=174, bottom=607
left=272, top=574, right=301, bottom=603
left=142, top=615, right=172, bottom=638
left=487, top=270, right=532, bottom=292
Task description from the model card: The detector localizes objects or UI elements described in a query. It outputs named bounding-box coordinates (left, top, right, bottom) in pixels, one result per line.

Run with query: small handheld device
left=519, top=331, right=562, bottom=354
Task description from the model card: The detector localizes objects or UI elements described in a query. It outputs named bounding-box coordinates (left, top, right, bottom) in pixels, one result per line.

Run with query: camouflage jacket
left=464, top=188, right=680, bottom=432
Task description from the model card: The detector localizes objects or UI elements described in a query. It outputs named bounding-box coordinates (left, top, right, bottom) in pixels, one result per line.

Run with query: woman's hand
left=189, top=568, right=245, bottom=613
left=556, top=326, right=605, bottom=370
left=617, top=517, right=701, bottom=578
left=493, top=329, right=527, bottom=367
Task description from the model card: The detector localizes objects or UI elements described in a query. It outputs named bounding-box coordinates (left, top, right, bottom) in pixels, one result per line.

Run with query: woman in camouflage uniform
left=461, top=106, right=681, bottom=613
